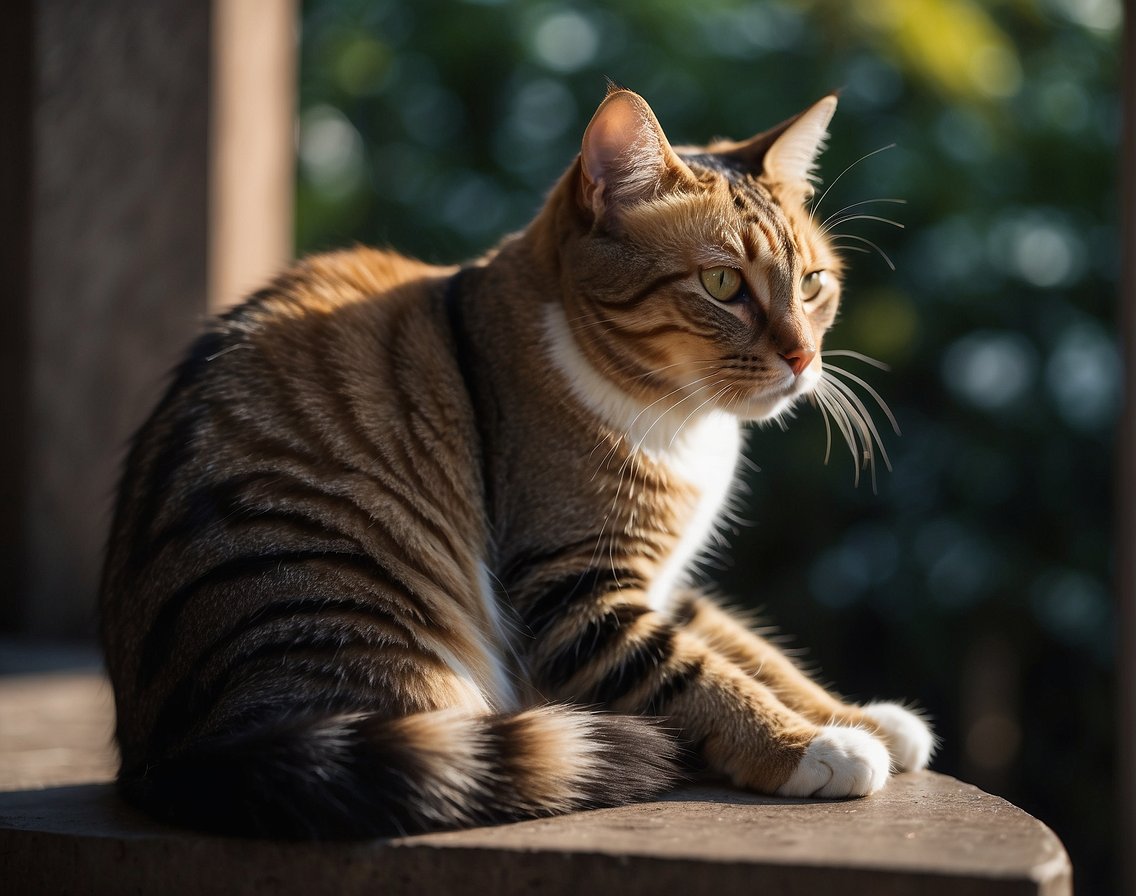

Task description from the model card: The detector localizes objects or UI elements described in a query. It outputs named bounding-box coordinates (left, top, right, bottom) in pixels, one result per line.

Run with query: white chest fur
left=544, top=305, right=742, bottom=612
left=642, top=412, right=740, bottom=610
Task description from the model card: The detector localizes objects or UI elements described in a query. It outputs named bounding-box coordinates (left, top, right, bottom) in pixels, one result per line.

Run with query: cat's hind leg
left=124, top=651, right=680, bottom=838
left=671, top=591, right=936, bottom=773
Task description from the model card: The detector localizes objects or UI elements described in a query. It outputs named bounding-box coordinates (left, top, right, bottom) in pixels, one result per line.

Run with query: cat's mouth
left=792, top=363, right=822, bottom=396
left=724, top=364, right=820, bottom=422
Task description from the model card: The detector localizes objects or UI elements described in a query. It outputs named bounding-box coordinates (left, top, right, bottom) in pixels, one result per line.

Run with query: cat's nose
left=779, top=346, right=816, bottom=377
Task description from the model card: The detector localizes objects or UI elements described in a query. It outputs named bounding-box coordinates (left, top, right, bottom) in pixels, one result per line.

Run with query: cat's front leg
left=672, top=591, right=936, bottom=773
left=522, top=587, right=890, bottom=798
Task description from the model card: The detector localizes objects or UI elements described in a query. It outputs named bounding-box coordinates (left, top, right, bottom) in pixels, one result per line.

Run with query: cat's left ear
left=579, top=88, right=695, bottom=220
left=718, top=94, right=837, bottom=196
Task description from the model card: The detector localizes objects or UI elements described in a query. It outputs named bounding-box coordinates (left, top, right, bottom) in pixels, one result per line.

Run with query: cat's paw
left=862, top=702, right=937, bottom=772
left=776, top=725, right=890, bottom=799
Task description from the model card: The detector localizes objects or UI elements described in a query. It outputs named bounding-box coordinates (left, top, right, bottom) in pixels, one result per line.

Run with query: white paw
left=862, top=702, right=937, bottom=772
left=777, top=725, right=890, bottom=799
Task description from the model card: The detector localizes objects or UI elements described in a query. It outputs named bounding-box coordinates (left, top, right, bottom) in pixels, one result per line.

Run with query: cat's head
left=550, top=88, right=843, bottom=428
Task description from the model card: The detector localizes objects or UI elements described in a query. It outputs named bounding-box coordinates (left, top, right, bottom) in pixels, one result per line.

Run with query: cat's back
left=217, top=246, right=444, bottom=355
left=99, top=246, right=486, bottom=758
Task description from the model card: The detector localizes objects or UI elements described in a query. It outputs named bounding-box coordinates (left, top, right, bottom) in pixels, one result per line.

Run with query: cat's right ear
left=579, top=89, right=693, bottom=221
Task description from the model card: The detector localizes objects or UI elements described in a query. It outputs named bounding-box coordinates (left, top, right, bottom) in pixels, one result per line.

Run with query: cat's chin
left=732, top=370, right=818, bottom=423
left=732, top=393, right=799, bottom=423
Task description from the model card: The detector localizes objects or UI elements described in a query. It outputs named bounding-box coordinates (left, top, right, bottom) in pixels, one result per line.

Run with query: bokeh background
left=295, top=0, right=1121, bottom=891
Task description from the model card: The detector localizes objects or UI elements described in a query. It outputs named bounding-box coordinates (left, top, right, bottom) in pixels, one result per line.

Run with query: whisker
left=590, top=372, right=722, bottom=473
left=604, top=372, right=725, bottom=515
left=627, top=375, right=721, bottom=454
left=667, top=384, right=732, bottom=452
left=829, top=386, right=876, bottom=490
left=825, top=374, right=893, bottom=472
left=809, top=391, right=834, bottom=465
left=821, top=349, right=891, bottom=371
left=822, top=363, right=900, bottom=434
left=821, top=383, right=861, bottom=451
left=822, top=214, right=905, bottom=236
left=812, top=143, right=897, bottom=217
left=565, top=311, right=622, bottom=325
left=566, top=317, right=624, bottom=333
left=628, top=360, right=722, bottom=383
left=828, top=232, right=896, bottom=271
left=816, top=383, right=857, bottom=460
left=816, top=382, right=863, bottom=483
left=814, top=341, right=901, bottom=489
left=819, top=198, right=907, bottom=231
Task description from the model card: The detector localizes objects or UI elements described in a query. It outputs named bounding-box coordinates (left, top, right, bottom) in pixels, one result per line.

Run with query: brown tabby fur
left=99, top=88, right=927, bottom=839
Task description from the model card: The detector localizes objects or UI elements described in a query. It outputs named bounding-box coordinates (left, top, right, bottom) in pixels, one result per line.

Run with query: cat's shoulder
left=299, top=246, right=440, bottom=300
left=215, top=246, right=447, bottom=342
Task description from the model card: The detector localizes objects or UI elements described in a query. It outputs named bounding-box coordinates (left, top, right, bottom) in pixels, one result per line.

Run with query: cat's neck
left=535, top=283, right=742, bottom=614
left=541, top=299, right=740, bottom=466
left=467, top=215, right=742, bottom=596
left=477, top=182, right=744, bottom=475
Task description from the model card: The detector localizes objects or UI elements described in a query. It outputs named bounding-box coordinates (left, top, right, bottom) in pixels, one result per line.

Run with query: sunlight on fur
left=98, top=86, right=934, bottom=840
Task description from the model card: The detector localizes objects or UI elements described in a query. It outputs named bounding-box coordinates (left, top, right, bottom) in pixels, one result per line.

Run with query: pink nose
left=779, top=346, right=816, bottom=377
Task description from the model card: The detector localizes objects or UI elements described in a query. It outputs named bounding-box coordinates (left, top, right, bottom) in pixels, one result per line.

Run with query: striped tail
left=119, top=706, right=680, bottom=839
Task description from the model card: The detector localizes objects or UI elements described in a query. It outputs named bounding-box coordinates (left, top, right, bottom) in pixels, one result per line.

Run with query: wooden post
left=210, top=0, right=296, bottom=311
left=0, top=0, right=295, bottom=638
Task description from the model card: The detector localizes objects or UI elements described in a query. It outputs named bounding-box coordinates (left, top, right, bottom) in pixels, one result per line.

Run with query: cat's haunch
left=99, top=87, right=934, bottom=840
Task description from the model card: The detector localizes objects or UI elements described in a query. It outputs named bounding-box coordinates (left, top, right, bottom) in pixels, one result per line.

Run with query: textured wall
left=1, top=0, right=294, bottom=637
left=28, top=1, right=211, bottom=637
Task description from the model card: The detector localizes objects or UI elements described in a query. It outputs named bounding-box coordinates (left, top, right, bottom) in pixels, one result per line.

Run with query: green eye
left=801, top=270, right=828, bottom=301
left=700, top=267, right=744, bottom=303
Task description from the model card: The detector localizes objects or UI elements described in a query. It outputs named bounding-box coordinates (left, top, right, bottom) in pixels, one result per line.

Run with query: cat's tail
left=119, top=705, right=680, bottom=839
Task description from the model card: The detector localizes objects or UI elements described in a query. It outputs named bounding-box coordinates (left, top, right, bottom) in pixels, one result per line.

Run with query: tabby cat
left=100, top=88, right=934, bottom=839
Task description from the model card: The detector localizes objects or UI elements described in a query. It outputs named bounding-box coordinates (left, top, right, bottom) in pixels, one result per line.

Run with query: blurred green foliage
left=297, top=0, right=1121, bottom=890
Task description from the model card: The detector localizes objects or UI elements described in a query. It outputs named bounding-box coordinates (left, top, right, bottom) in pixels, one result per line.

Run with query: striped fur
left=100, top=89, right=933, bottom=840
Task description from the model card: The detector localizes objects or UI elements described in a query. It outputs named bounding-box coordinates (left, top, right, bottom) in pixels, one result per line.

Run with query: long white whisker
left=826, top=377, right=880, bottom=487
left=825, top=374, right=885, bottom=459
left=822, top=363, right=900, bottom=434
left=591, top=372, right=722, bottom=474
left=825, top=374, right=893, bottom=472
left=812, top=143, right=897, bottom=216
left=606, top=373, right=726, bottom=513
left=667, top=384, right=732, bottom=452
left=566, top=318, right=626, bottom=334
left=816, top=381, right=863, bottom=484
left=628, top=359, right=722, bottom=382
left=565, top=311, right=622, bottom=325
left=828, top=232, right=896, bottom=271
left=625, top=376, right=720, bottom=460
left=821, top=349, right=890, bottom=370
left=817, top=381, right=860, bottom=462
left=820, top=198, right=907, bottom=231
left=810, top=391, right=834, bottom=465
left=822, top=214, right=905, bottom=236
left=831, top=385, right=876, bottom=489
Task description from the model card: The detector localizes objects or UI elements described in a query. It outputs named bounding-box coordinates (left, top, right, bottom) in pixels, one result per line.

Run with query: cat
left=99, top=86, right=935, bottom=839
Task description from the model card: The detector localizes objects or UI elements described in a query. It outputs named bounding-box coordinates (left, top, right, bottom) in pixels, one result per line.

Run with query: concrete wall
left=0, top=0, right=294, bottom=637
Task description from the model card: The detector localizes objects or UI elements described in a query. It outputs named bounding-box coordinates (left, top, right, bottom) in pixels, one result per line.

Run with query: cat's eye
left=700, top=267, right=744, bottom=303
left=801, top=270, right=828, bottom=301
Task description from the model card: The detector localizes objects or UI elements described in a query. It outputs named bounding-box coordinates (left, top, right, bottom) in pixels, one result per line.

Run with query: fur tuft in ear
left=763, top=95, right=836, bottom=186
left=712, top=94, right=838, bottom=190
left=579, top=90, right=693, bottom=220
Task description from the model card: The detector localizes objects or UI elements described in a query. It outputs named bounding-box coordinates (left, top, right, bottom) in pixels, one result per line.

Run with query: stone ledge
left=0, top=669, right=1072, bottom=895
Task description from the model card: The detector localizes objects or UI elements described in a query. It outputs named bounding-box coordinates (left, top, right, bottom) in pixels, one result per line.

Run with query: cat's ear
left=579, top=89, right=694, bottom=220
left=719, top=94, right=837, bottom=193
